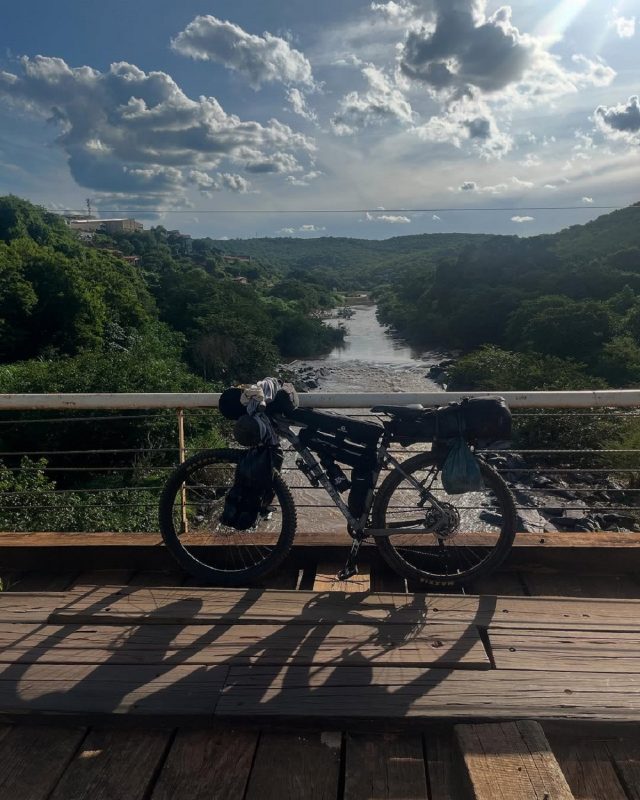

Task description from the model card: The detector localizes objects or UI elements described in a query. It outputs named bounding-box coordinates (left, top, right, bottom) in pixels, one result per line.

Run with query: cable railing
left=0, top=391, right=639, bottom=534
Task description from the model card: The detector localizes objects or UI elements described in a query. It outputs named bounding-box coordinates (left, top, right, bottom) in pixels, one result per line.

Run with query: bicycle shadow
left=1, top=582, right=498, bottom=722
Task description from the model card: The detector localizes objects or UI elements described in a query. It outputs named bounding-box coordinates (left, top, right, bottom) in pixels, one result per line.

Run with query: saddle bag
left=435, top=397, right=512, bottom=444
left=389, top=397, right=511, bottom=447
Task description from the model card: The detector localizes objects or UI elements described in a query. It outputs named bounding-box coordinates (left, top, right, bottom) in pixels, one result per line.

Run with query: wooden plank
left=607, top=737, right=640, bottom=800
left=151, top=729, right=258, bottom=800
left=70, top=570, right=135, bottom=588
left=244, top=731, right=341, bottom=800
left=0, top=620, right=490, bottom=669
left=49, top=728, right=170, bottom=800
left=455, top=720, right=574, bottom=800
left=313, top=562, right=371, bottom=593
left=42, top=586, right=640, bottom=632
left=0, top=573, right=22, bottom=591
left=490, top=628, right=640, bottom=673
left=550, top=737, right=628, bottom=800
left=3, top=531, right=640, bottom=573
left=5, top=572, right=77, bottom=592
left=127, top=571, right=185, bottom=587
left=0, top=724, right=86, bottom=800
left=424, top=729, right=467, bottom=800
left=217, top=667, right=640, bottom=722
left=370, top=565, right=407, bottom=593
left=0, top=663, right=227, bottom=717
left=183, top=567, right=301, bottom=590
left=466, top=572, right=527, bottom=596
left=523, top=571, right=640, bottom=599
left=344, top=732, right=427, bottom=799
left=5, top=531, right=640, bottom=548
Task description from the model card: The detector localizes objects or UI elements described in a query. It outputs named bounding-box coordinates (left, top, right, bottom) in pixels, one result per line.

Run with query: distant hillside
left=544, top=203, right=640, bottom=262
left=213, top=205, right=640, bottom=290
left=212, top=233, right=495, bottom=289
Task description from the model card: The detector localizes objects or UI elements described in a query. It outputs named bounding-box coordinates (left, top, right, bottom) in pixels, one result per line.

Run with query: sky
left=0, top=0, right=639, bottom=239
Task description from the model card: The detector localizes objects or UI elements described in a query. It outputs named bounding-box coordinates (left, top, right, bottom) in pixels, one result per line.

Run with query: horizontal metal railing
left=0, top=391, right=639, bottom=534
left=1, top=389, right=640, bottom=410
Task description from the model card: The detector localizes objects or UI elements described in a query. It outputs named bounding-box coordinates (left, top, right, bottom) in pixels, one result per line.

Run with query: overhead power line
left=54, top=205, right=635, bottom=215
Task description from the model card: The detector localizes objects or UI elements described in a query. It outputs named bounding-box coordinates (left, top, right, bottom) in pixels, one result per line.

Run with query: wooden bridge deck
left=2, top=532, right=640, bottom=798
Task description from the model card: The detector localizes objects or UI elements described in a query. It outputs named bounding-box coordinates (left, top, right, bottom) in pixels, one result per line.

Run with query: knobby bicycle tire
left=372, top=451, right=516, bottom=587
left=159, top=448, right=297, bottom=586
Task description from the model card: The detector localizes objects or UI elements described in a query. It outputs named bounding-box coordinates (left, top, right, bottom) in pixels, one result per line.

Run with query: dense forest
left=214, top=232, right=492, bottom=293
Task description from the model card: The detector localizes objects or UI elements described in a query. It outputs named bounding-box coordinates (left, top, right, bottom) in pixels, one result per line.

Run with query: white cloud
left=544, top=184, right=558, bottom=190
left=171, top=15, right=314, bottom=89
left=398, top=2, right=615, bottom=104
left=412, top=90, right=512, bottom=158
left=456, top=180, right=509, bottom=194
left=0, top=56, right=314, bottom=206
left=365, top=211, right=411, bottom=223
left=609, top=9, right=636, bottom=38
left=401, top=3, right=533, bottom=94
left=286, top=170, right=323, bottom=187
left=286, top=88, right=317, bottom=122
left=370, top=1, right=416, bottom=26
left=189, top=170, right=252, bottom=194
left=244, top=151, right=304, bottom=173
left=582, top=196, right=594, bottom=204
left=511, top=215, right=534, bottom=223
left=519, top=154, right=542, bottom=168
left=331, top=64, right=413, bottom=135
left=220, top=173, right=252, bottom=193
left=511, top=176, right=535, bottom=189
left=595, top=95, right=640, bottom=144
left=432, top=214, right=441, bottom=221
left=393, top=0, right=615, bottom=162
left=277, top=223, right=326, bottom=234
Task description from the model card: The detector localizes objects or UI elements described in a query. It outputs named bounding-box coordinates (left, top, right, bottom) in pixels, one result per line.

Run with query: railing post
left=177, top=409, right=188, bottom=534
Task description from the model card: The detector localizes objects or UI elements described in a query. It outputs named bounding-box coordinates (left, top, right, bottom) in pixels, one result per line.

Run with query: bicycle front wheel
left=159, top=448, right=297, bottom=585
left=372, top=451, right=516, bottom=587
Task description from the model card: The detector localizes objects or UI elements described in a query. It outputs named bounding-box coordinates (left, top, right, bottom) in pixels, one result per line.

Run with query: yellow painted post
left=177, top=409, right=188, bottom=534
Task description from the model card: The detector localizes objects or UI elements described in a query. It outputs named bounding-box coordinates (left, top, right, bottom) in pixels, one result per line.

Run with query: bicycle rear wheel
left=372, top=451, right=516, bottom=587
left=159, top=448, right=297, bottom=585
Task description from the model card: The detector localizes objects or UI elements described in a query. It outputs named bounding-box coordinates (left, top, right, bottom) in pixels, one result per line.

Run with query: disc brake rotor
left=423, top=502, right=461, bottom=540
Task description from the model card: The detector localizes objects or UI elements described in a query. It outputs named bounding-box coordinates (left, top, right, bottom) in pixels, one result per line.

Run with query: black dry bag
left=221, top=446, right=282, bottom=531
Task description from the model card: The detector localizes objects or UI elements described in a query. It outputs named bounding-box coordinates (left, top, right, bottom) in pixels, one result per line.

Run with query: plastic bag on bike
left=221, top=445, right=283, bottom=531
left=441, top=437, right=484, bottom=494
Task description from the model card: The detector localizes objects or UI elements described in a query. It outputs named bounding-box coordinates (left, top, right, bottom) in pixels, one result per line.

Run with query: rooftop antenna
left=86, top=198, right=93, bottom=219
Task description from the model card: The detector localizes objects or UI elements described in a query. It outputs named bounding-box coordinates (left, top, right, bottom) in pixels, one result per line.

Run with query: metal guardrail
left=0, top=391, right=639, bottom=534
left=1, top=389, right=640, bottom=410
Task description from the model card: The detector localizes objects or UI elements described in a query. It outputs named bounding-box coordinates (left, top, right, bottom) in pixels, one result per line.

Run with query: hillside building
left=66, top=217, right=143, bottom=235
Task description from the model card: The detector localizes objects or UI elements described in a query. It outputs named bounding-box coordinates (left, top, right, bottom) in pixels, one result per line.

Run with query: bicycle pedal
left=337, top=565, right=358, bottom=581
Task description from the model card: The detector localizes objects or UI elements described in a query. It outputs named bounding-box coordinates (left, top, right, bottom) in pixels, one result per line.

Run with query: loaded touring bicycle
left=159, top=382, right=516, bottom=588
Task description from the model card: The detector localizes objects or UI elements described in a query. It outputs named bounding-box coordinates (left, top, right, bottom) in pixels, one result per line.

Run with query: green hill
left=212, top=232, right=495, bottom=290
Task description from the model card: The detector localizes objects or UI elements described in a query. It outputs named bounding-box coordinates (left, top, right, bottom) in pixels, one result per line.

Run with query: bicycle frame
left=275, top=417, right=447, bottom=538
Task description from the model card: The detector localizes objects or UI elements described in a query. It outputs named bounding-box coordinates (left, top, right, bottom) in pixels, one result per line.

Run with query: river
left=294, top=303, right=449, bottom=394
